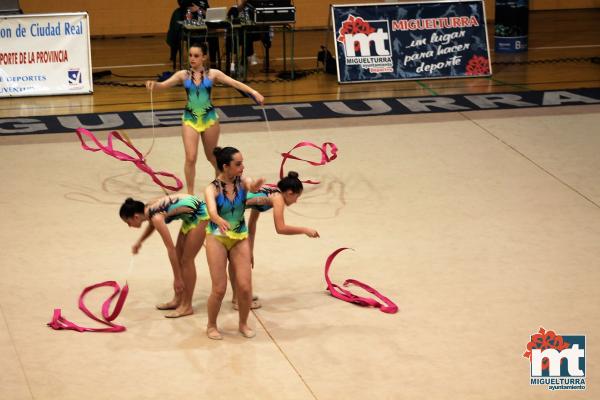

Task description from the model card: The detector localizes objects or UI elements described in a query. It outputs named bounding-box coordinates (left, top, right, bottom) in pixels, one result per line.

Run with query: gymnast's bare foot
left=164, top=306, right=193, bottom=318
left=156, top=299, right=179, bottom=310
left=239, top=323, right=255, bottom=339
left=207, top=325, right=223, bottom=340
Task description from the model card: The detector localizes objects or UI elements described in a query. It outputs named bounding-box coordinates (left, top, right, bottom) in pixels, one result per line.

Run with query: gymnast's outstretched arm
left=272, top=194, right=319, bottom=238
left=132, top=223, right=155, bottom=254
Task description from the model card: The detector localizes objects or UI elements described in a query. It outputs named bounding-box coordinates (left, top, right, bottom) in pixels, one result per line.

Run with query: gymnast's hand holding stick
left=119, top=194, right=209, bottom=318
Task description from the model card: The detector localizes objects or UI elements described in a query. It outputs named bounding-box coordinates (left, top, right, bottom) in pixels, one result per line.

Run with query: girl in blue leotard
left=203, top=146, right=264, bottom=340
left=145, top=42, right=264, bottom=195
left=119, top=194, right=209, bottom=318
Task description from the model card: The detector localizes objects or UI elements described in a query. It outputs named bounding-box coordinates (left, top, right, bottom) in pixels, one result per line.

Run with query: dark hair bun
left=277, top=170, right=303, bottom=193
left=119, top=197, right=145, bottom=219
left=212, top=147, right=222, bottom=157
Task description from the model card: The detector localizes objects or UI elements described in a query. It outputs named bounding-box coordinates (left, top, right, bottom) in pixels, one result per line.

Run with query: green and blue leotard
left=207, top=177, right=248, bottom=241
left=246, top=186, right=280, bottom=212
left=182, top=73, right=219, bottom=133
left=148, top=195, right=209, bottom=234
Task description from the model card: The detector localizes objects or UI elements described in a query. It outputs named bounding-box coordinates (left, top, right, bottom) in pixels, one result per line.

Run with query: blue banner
left=331, top=1, right=491, bottom=83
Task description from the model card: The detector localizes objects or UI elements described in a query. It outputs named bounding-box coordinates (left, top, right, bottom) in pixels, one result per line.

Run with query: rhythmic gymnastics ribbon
left=239, top=89, right=339, bottom=184
left=325, top=248, right=398, bottom=314
left=278, top=141, right=338, bottom=185
left=75, top=128, right=183, bottom=192
left=47, top=281, right=129, bottom=332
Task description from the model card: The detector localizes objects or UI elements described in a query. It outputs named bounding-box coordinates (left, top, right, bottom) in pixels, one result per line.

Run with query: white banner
left=0, top=13, right=93, bottom=97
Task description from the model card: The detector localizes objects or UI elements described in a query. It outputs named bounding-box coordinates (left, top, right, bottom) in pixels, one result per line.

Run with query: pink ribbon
left=47, top=281, right=129, bottom=333
left=325, top=248, right=398, bottom=314
left=75, top=128, right=183, bottom=192
left=278, top=141, right=338, bottom=185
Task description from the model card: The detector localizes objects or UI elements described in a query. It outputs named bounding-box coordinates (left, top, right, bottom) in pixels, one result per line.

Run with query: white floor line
left=529, top=44, right=600, bottom=50
left=93, top=57, right=318, bottom=70
left=292, top=47, right=597, bottom=57
left=93, top=63, right=171, bottom=70
left=271, top=56, right=316, bottom=61
left=92, top=45, right=600, bottom=71
left=0, top=303, right=35, bottom=400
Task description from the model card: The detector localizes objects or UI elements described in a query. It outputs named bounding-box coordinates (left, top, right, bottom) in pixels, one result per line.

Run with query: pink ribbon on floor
left=75, top=128, right=183, bottom=192
left=47, top=281, right=129, bottom=333
left=325, top=248, right=398, bottom=314
left=277, top=141, right=338, bottom=185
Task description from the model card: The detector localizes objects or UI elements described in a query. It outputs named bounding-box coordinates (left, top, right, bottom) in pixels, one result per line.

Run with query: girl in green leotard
left=145, top=42, right=264, bottom=195
left=203, top=146, right=264, bottom=340
left=119, top=194, right=209, bottom=318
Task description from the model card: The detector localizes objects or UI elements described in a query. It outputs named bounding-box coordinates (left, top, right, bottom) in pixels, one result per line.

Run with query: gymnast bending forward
left=229, top=171, right=320, bottom=308
left=120, top=194, right=209, bottom=318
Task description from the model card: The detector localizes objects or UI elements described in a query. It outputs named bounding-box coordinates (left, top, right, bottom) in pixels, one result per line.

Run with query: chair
left=225, top=7, right=272, bottom=77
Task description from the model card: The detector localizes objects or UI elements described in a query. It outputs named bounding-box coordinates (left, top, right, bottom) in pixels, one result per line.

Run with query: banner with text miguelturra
left=0, top=13, right=93, bottom=97
left=331, top=1, right=491, bottom=83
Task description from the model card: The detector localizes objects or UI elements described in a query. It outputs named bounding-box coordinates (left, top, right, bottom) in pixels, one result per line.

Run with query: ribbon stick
left=324, top=248, right=398, bottom=314
left=236, top=89, right=339, bottom=185
left=241, top=90, right=339, bottom=185
left=47, top=281, right=129, bottom=333
left=75, top=128, right=183, bottom=192
left=278, top=141, right=339, bottom=185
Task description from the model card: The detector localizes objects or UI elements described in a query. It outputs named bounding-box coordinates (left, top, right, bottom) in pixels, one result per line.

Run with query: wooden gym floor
left=0, top=9, right=599, bottom=118
left=0, top=9, right=599, bottom=400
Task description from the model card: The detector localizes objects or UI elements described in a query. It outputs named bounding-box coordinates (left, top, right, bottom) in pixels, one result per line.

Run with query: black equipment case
left=247, top=0, right=296, bottom=24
